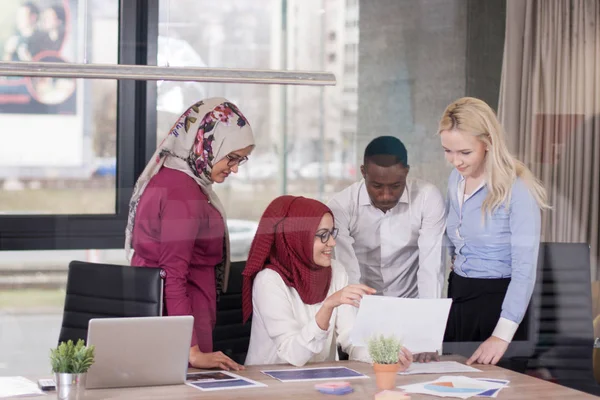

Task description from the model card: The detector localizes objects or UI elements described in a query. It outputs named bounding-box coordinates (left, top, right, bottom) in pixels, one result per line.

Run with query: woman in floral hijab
left=125, top=97, right=254, bottom=370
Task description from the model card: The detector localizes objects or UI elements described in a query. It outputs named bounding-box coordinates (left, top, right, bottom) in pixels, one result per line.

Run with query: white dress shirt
left=244, top=261, right=370, bottom=366
left=327, top=178, right=446, bottom=299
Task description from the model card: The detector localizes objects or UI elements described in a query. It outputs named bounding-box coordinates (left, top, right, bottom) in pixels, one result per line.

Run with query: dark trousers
left=444, top=272, right=528, bottom=342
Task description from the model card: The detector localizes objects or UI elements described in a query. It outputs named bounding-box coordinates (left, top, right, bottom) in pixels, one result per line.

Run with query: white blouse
left=244, top=261, right=371, bottom=366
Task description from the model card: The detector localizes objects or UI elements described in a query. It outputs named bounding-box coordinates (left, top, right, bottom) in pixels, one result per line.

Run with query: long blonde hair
left=438, top=97, right=550, bottom=214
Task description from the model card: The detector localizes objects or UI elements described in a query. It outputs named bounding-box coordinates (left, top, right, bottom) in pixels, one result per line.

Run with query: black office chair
left=525, top=242, right=600, bottom=395
left=212, top=260, right=252, bottom=364
left=58, top=260, right=164, bottom=345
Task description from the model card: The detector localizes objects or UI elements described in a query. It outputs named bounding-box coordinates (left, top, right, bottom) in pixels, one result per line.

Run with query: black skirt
left=444, top=271, right=528, bottom=342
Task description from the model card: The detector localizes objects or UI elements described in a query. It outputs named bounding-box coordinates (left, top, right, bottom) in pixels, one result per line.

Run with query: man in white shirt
left=327, top=136, right=446, bottom=300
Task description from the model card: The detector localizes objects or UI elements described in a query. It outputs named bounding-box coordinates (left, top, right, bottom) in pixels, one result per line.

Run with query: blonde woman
left=439, top=97, right=549, bottom=366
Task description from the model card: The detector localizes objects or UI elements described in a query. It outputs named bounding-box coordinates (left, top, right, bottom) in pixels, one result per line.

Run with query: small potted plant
left=50, top=339, right=95, bottom=400
left=368, top=334, right=403, bottom=390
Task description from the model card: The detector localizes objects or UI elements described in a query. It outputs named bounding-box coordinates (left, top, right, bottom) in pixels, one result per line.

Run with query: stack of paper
left=399, top=375, right=509, bottom=399
left=0, top=376, right=45, bottom=398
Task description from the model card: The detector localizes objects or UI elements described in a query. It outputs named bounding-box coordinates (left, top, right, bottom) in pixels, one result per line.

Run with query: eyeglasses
left=225, top=154, right=248, bottom=167
left=315, top=228, right=339, bottom=243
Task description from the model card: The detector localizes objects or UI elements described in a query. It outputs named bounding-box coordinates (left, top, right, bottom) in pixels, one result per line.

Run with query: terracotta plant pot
left=373, top=363, right=400, bottom=390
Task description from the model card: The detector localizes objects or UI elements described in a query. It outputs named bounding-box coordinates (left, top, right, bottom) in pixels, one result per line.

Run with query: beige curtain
left=498, top=0, right=600, bottom=278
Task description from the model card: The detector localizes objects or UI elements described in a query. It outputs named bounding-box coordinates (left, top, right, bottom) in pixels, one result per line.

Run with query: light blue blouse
left=445, top=168, right=541, bottom=325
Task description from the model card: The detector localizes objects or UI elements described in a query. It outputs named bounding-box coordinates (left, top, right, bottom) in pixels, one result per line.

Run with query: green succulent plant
left=50, top=339, right=95, bottom=374
left=367, top=334, right=402, bottom=365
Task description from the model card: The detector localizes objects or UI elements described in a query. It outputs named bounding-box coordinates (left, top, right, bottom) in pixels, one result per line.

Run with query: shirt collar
left=457, top=173, right=486, bottom=193
left=359, top=179, right=410, bottom=208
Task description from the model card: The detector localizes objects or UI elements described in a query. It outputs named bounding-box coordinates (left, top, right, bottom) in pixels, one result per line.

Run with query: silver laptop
left=85, top=316, right=193, bottom=389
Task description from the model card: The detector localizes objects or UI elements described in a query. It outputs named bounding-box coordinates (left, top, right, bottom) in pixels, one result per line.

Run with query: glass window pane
left=0, top=248, right=126, bottom=376
left=0, top=0, right=119, bottom=214
left=157, top=0, right=282, bottom=251
left=156, top=0, right=361, bottom=256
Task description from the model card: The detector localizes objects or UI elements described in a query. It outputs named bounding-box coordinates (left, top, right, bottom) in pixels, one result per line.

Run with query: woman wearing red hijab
left=241, top=195, right=413, bottom=368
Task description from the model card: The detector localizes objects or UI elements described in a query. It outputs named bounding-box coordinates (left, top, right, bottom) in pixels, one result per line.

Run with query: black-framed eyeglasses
left=225, top=154, right=248, bottom=167
left=315, top=228, right=339, bottom=243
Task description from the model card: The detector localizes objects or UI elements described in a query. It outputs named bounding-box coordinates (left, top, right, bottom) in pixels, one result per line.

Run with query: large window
left=0, top=0, right=138, bottom=377
left=0, top=0, right=119, bottom=215
left=0, top=248, right=125, bottom=376
left=0, top=0, right=150, bottom=251
left=157, top=0, right=361, bottom=228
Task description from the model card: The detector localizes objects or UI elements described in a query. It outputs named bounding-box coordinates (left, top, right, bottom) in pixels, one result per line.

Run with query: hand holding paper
left=324, top=284, right=377, bottom=309
left=350, top=295, right=452, bottom=354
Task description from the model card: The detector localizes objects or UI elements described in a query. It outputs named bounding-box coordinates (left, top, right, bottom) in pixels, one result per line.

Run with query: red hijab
left=242, top=196, right=333, bottom=323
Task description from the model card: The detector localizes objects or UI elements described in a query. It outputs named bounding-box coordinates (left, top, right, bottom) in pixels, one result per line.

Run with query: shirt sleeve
left=159, top=186, right=205, bottom=348
left=252, top=272, right=330, bottom=367
left=416, top=185, right=447, bottom=298
left=328, top=196, right=362, bottom=285
left=333, top=266, right=371, bottom=363
left=494, top=182, right=541, bottom=342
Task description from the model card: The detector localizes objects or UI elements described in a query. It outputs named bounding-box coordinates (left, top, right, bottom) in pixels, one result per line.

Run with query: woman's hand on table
left=466, top=336, right=509, bottom=365
left=413, top=352, right=440, bottom=363
left=189, top=346, right=244, bottom=371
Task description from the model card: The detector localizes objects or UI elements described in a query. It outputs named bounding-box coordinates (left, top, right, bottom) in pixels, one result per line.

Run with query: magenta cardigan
left=131, top=167, right=225, bottom=352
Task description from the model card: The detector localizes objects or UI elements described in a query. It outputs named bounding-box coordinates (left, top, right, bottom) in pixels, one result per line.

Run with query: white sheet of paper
left=399, top=361, right=481, bottom=375
left=0, top=376, right=45, bottom=398
left=399, top=375, right=507, bottom=399
left=350, top=295, right=452, bottom=353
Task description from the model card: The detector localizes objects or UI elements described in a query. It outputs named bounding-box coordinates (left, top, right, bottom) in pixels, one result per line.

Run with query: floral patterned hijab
left=125, top=97, right=255, bottom=293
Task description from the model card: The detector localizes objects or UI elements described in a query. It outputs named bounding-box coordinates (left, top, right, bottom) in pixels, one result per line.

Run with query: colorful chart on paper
left=424, top=380, right=489, bottom=394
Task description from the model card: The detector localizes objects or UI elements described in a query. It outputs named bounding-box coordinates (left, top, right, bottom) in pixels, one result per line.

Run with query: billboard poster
left=0, top=0, right=77, bottom=115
